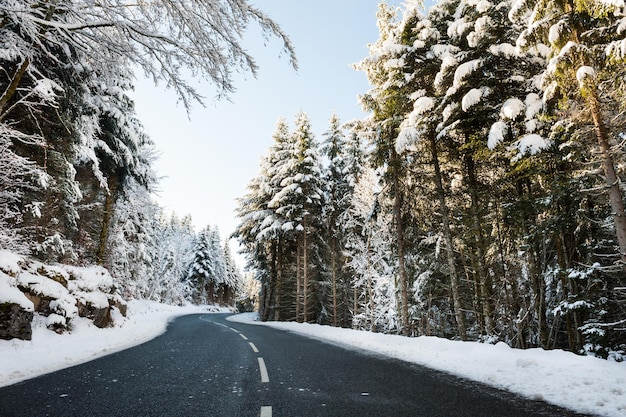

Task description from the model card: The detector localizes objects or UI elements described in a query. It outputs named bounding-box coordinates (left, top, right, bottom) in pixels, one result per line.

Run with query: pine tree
left=510, top=0, right=626, bottom=354
left=344, top=167, right=399, bottom=332
left=222, top=243, right=243, bottom=306
left=188, top=228, right=218, bottom=304
left=234, top=118, right=293, bottom=320
left=151, top=214, right=195, bottom=305
left=355, top=2, right=414, bottom=335
left=268, top=112, right=325, bottom=322
left=321, top=114, right=352, bottom=326
left=512, top=0, right=626, bottom=263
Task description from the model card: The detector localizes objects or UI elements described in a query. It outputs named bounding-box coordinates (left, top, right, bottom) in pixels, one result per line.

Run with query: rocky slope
left=0, top=250, right=126, bottom=340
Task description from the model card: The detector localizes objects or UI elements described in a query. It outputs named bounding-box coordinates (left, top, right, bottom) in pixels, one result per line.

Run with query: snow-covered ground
left=228, top=313, right=626, bottom=417
left=2, top=307, right=624, bottom=417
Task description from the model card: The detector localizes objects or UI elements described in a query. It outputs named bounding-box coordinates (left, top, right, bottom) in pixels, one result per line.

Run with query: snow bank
left=228, top=314, right=626, bottom=417
left=0, top=300, right=227, bottom=388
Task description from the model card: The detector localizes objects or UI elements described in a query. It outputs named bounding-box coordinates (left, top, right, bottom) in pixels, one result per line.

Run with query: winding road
left=0, top=314, right=592, bottom=417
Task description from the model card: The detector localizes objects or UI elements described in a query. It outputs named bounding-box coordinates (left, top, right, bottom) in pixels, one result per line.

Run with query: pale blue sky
left=131, top=1, right=407, bottom=243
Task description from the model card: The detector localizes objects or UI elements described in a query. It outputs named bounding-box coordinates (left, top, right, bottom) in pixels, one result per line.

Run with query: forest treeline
left=0, top=1, right=296, bottom=307
left=2, top=0, right=625, bottom=357
left=234, top=0, right=626, bottom=359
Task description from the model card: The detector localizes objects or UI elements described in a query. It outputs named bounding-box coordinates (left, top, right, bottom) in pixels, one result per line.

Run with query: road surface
left=0, top=314, right=593, bottom=417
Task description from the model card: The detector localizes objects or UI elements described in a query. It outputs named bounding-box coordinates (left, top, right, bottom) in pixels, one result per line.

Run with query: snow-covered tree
left=229, top=0, right=625, bottom=357
left=105, top=177, right=159, bottom=300
left=187, top=227, right=229, bottom=305
left=237, top=271, right=261, bottom=312
left=321, top=114, right=358, bottom=327
left=0, top=0, right=296, bottom=113
left=0, top=129, right=48, bottom=253
left=234, top=118, right=293, bottom=320
left=511, top=0, right=626, bottom=263
left=426, top=0, right=551, bottom=339
left=151, top=214, right=196, bottom=305
left=268, top=112, right=326, bottom=322
left=354, top=2, right=414, bottom=335
left=222, top=242, right=243, bottom=306
left=344, top=167, right=399, bottom=332
left=510, top=0, right=626, bottom=355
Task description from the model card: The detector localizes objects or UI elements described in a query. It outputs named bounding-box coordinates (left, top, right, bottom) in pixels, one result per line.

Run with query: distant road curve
left=0, top=313, right=594, bottom=417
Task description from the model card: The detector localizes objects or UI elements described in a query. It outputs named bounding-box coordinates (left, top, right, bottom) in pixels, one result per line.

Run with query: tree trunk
left=273, top=239, right=283, bottom=321
left=261, top=280, right=272, bottom=322
left=331, top=240, right=338, bottom=326
left=495, top=205, right=523, bottom=347
left=353, top=283, right=358, bottom=325
left=555, top=233, right=572, bottom=347
left=365, top=229, right=375, bottom=330
left=270, top=239, right=280, bottom=321
left=296, top=234, right=301, bottom=322
left=461, top=244, right=483, bottom=334
left=464, top=151, right=494, bottom=335
left=303, top=216, right=309, bottom=323
left=531, top=248, right=550, bottom=348
left=96, top=174, right=119, bottom=265
left=429, top=132, right=467, bottom=339
left=587, top=89, right=626, bottom=264
left=391, top=148, right=410, bottom=335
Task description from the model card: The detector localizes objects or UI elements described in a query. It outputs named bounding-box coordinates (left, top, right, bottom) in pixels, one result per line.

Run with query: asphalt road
left=0, top=314, right=594, bottom=417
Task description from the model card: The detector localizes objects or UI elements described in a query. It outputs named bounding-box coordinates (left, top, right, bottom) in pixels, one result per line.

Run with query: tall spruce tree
left=321, top=114, right=352, bottom=326
left=268, top=112, right=325, bottom=322
left=355, top=2, right=414, bottom=335
left=511, top=0, right=626, bottom=354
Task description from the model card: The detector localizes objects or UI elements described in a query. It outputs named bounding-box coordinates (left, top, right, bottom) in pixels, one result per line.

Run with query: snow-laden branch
left=2, top=0, right=297, bottom=108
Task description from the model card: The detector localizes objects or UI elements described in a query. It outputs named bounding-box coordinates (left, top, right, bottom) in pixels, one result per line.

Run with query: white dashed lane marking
left=207, top=319, right=272, bottom=412
left=257, top=358, right=269, bottom=383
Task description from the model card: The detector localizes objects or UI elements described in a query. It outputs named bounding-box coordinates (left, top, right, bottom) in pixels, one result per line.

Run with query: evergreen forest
left=1, top=0, right=625, bottom=359
left=0, top=0, right=296, bottom=308
left=234, top=0, right=626, bottom=359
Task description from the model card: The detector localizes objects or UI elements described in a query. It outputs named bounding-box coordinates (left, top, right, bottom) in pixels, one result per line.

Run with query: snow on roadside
left=0, top=300, right=228, bottom=388
left=228, top=313, right=626, bottom=417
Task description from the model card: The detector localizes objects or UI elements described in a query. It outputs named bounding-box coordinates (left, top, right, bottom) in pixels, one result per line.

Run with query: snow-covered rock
left=0, top=250, right=127, bottom=338
left=0, top=303, right=33, bottom=341
left=0, top=271, right=35, bottom=340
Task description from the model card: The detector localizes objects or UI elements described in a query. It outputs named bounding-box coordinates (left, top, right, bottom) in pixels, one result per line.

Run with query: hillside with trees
left=0, top=0, right=294, bottom=338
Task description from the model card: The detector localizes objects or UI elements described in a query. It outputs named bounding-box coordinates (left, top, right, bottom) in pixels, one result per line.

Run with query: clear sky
left=130, top=1, right=407, bottom=248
